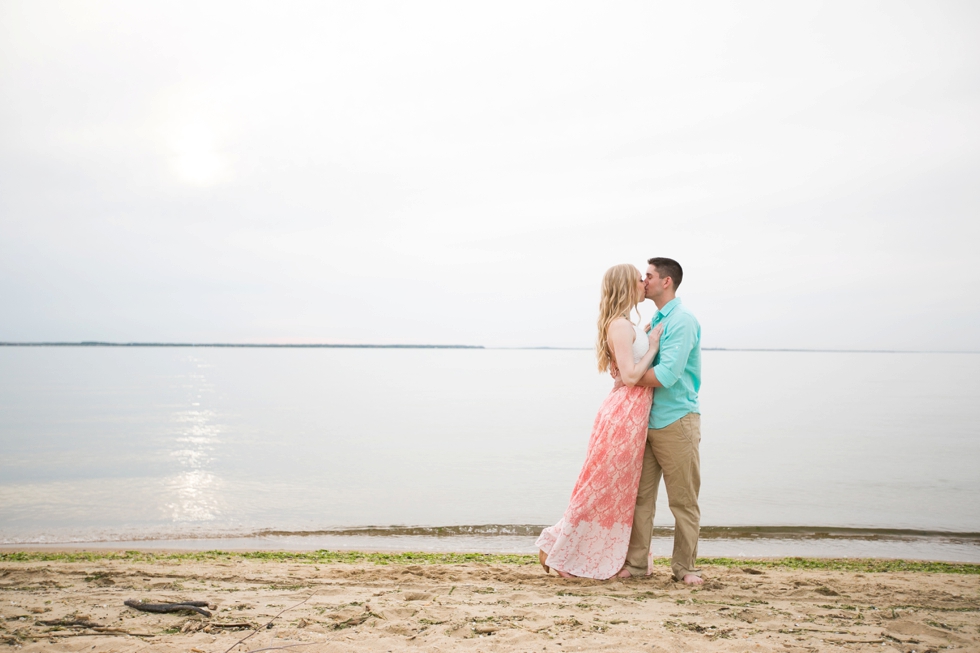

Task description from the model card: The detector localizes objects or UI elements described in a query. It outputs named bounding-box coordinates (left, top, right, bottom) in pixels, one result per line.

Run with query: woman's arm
left=608, top=318, right=662, bottom=387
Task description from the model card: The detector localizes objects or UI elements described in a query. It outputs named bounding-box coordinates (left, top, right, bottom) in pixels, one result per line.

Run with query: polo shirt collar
left=657, top=297, right=682, bottom=318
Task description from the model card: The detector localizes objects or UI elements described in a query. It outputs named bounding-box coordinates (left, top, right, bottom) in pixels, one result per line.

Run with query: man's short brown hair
left=647, top=257, right=683, bottom=290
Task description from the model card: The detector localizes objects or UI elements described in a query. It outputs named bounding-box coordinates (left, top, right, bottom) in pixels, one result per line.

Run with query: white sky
left=1, top=1, right=978, bottom=349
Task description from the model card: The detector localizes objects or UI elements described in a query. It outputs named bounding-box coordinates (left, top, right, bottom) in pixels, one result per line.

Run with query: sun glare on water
left=170, top=123, right=228, bottom=186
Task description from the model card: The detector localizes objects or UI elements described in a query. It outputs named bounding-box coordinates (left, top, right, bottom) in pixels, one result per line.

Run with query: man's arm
left=633, top=366, right=663, bottom=387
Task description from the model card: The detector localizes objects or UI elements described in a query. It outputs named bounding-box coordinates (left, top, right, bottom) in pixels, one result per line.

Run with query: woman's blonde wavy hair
left=595, top=263, right=642, bottom=373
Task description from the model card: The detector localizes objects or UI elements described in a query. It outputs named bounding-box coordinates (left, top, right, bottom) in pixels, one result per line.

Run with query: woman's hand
left=648, top=324, right=663, bottom=353
left=609, top=318, right=661, bottom=388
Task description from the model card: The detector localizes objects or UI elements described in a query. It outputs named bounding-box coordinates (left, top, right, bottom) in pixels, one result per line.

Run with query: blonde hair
left=595, top=263, right=642, bottom=372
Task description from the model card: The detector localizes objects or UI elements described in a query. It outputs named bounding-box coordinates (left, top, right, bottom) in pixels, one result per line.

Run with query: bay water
left=1, top=346, right=978, bottom=561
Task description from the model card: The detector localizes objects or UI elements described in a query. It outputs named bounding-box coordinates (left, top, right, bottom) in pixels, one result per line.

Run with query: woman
left=535, top=263, right=662, bottom=580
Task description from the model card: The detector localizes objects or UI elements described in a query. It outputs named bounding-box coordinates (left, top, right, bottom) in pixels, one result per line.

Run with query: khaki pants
left=623, top=412, right=701, bottom=580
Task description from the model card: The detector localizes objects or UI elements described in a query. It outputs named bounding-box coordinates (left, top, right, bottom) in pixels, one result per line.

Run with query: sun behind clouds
left=169, top=122, right=228, bottom=187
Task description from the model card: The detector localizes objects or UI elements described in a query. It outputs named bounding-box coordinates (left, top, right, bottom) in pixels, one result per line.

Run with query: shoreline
left=1, top=549, right=978, bottom=652
left=5, top=530, right=979, bottom=563
left=4, top=549, right=980, bottom=574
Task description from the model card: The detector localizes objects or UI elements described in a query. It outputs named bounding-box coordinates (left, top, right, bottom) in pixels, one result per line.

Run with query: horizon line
left=0, top=342, right=977, bottom=354
left=0, top=341, right=484, bottom=350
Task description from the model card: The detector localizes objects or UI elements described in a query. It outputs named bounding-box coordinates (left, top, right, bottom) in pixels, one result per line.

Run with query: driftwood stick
left=36, top=618, right=155, bottom=637
left=41, top=629, right=155, bottom=638
left=41, top=632, right=125, bottom=639
left=208, top=622, right=254, bottom=629
left=169, top=600, right=210, bottom=607
left=124, top=600, right=212, bottom=618
left=37, top=618, right=103, bottom=628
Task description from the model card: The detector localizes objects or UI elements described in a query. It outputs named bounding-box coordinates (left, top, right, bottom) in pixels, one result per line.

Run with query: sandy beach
left=1, top=551, right=978, bottom=652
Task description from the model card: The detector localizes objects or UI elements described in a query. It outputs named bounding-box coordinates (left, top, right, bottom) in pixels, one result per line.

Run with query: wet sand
left=2, top=554, right=979, bottom=652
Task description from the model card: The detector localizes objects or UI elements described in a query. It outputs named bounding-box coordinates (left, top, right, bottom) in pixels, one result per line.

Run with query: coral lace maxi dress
left=536, top=325, right=654, bottom=579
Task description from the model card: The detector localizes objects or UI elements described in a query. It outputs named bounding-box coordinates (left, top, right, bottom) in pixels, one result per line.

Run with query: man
left=617, top=257, right=703, bottom=585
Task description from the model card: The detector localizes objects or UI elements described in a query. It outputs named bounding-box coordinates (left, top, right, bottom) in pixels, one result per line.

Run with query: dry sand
left=2, top=555, right=979, bottom=652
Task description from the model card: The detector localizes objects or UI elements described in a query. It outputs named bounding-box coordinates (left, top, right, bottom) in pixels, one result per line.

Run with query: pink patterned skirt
left=536, top=384, right=653, bottom=579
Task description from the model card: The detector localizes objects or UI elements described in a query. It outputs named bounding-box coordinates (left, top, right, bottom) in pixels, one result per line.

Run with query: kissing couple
left=536, top=257, right=703, bottom=585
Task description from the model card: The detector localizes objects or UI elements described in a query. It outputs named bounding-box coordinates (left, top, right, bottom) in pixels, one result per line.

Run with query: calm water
left=1, top=347, right=978, bottom=560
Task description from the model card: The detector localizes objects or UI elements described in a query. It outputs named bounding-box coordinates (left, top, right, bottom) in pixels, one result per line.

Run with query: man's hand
left=609, top=363, right=624, bottom=389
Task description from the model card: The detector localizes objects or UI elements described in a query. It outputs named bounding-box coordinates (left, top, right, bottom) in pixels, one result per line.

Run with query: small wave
left=249, top=525, right=980, bottom=542
left=252, top=524, right=546, bottom=538
left=696, top=526, right=980, bottom=542
left=249, top=524, right=980, bottom=543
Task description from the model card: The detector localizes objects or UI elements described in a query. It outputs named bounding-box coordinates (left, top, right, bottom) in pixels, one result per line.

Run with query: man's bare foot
left=615, top=567, right=632, bottom=578
left=682, top=574, right=704, bottom=586
left=538, top=550, right=550, bottom=574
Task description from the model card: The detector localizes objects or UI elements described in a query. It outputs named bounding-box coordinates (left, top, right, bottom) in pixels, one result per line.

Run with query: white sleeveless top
left=631, top=323, right=649, bottom=363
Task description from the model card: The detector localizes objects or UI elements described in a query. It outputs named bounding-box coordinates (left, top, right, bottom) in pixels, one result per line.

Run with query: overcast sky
left=1, top=1, right=978, bottom=349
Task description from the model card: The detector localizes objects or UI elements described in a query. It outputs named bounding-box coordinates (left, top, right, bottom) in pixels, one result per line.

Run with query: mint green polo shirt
left=649, top=298, right=701, bottom=429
